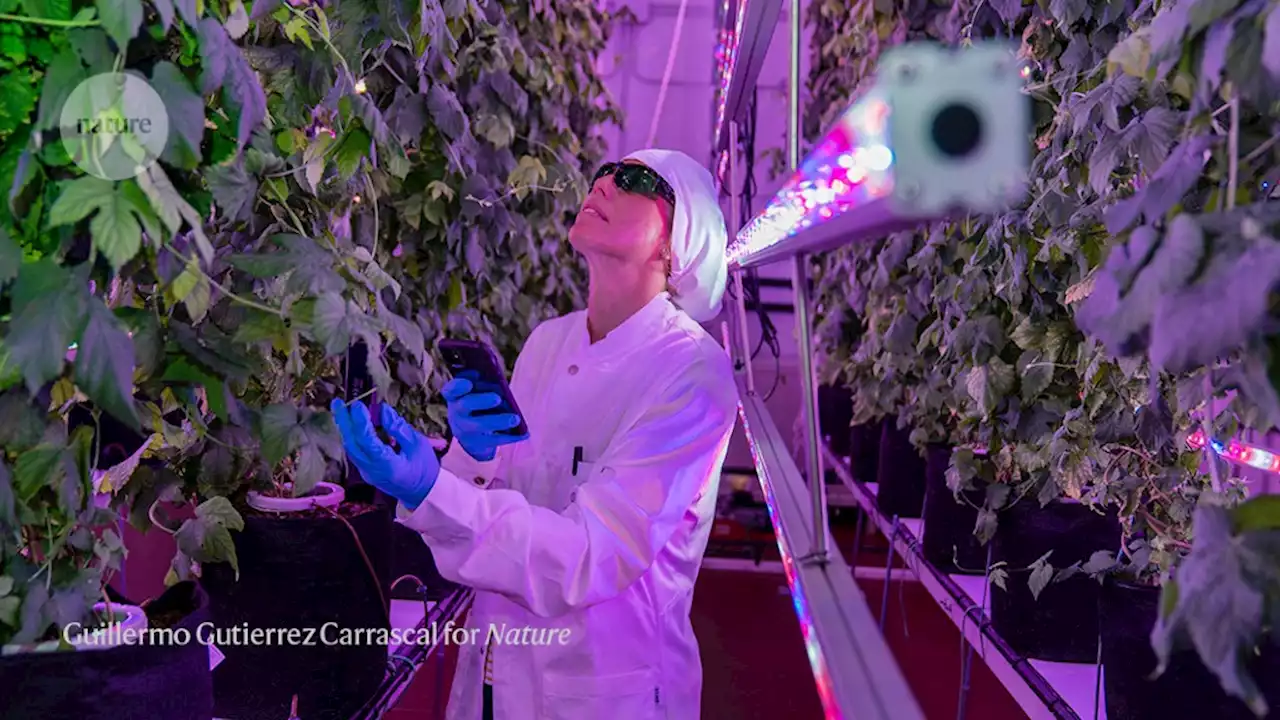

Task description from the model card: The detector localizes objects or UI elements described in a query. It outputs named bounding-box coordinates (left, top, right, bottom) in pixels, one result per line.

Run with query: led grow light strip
left=1185, top=429, right=1280, bottom=473
left=727, top=91, right=894, bottom=265
left=737, top=404, right=843, bottom=718
left=712, top=0, right=742, bottom=151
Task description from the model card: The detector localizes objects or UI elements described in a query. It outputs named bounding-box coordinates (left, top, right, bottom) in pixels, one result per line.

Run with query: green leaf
left=333, top=126, right=371, bottom=181
left=1018, top=350, right=1054, bottom=404
left=174, top=0, right=196, bottom=27
left=170, top=257, right=210, bottom=323
left=0, top=225, right=19, bottom=285
left=1151, top=504, right=1272, bottom=716
left=1082, top=550, right=1116, bottom=575
left=20, top=0, right=72, bottom=20
left=195, top=495, right=244, bottom=531
left=1010, top=316, right=1044, bottom=351
left=151, top=62, right=204, bottom=169
left=7, top=260, right=88, bottom=392
left=225, top=0, right=249, bottom=39
left=1232, top=495, right=1280, bottom=533
left=0, top=458, right=15, bottom=529
left=74, top=299, right=140, bottom=429
left=1028, top=560, right=1054, bottom=600
left=294, top=443, right=324, bottom=496
left=259, top=403, right=302, bottom=465
left=201, top=522, right=239, bottom=579
left=48, top=176, right=113, bottom=227
left=311, top=292, right=351, bottom=354
left=90, top=190, right=143, bottom=270
left=205, top=159, right=259, bottom=223
left=232, top=310, right=287, bottom=343
left=96, top=0, right=144, bottom=49
left=151, top=0, right=174, bottom=29
left=14, top=445, right=63, bottom=502
left=197, top=19, right=265, bottom=148
left=36, top=50, right=84, bottom=133
left=426, top=84, right=467, bottom=140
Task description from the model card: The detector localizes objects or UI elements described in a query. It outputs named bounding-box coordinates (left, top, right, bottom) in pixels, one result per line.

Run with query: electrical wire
left=645, top=0, right=692, bottom=148
left=738, top=87, right=781, bottom=402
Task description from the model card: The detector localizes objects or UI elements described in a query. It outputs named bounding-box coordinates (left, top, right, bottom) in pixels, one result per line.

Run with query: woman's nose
left=592, top=174, right=616, bottom=197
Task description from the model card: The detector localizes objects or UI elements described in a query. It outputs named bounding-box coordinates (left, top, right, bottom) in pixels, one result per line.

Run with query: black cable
left=738, top=87, right=782, bottom=402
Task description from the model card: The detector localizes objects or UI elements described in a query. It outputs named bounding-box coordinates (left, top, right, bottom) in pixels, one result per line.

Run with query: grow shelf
left=821, top=445, right=1107, bottom=720
left=737, top=390, right=925, bottom=719
left=712, top=0, right=785, bottom=153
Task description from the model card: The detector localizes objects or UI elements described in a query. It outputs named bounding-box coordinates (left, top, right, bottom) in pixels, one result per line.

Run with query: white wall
left=596, top=0, right=816, bottom=469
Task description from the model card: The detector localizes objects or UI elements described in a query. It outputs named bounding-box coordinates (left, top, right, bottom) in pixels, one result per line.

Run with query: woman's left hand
left=330, top=400, right=440, bottom=510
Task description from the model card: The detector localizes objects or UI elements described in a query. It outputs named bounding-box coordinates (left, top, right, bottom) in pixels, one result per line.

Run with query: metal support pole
left=729, top=122, right=756, bottom=395
left=789, top=0, right=827, bottom=562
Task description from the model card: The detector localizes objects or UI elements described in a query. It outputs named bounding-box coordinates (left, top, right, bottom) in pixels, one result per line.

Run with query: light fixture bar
left=713, top=0, right=784, bottom=153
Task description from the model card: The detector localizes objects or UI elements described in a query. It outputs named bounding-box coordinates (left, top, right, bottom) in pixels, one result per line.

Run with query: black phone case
left=438, top=339, right=528, bottom=437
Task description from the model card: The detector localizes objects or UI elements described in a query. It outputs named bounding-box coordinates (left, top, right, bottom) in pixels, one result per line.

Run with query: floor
left=384, top=522, right=1028, bottom=720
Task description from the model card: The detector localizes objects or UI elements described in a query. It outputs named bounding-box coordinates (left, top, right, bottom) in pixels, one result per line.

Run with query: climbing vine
left=0, top=0, right=622, bottom=648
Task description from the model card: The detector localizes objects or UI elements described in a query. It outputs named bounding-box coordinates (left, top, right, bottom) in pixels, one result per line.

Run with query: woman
left=331, top=149, right=740, bottom=720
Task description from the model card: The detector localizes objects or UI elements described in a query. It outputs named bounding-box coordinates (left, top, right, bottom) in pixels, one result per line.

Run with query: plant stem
left=0, top=12, right=99, bottom=27
left=157, top=242, right=286, bottom=318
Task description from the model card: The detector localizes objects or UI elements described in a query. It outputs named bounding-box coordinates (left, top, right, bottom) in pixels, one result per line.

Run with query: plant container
left=0, top=581, right=214, bottom=720
left=990, top=499, right=1119, bottom=662
left=202, top=483, right=393, bottom=720
left=848, top=421, right=881, bottom=486
left=921, top=444, right=988, bottom=574
left=1100, top=576, right=1280, bottom=719
left=875, top=419, right=927, bottom=518
left=819, top=384, right=854, bottom=458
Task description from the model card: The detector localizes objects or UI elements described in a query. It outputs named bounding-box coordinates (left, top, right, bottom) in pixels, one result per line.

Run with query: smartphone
left=438, top=338, right=529, bottom=437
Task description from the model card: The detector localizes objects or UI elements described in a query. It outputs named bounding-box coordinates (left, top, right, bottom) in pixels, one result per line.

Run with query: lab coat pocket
left=541, top=667, right=659, bottom=720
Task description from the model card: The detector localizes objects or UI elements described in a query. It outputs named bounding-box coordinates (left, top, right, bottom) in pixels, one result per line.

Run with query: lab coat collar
left=577, top=291, right=674, bottom=359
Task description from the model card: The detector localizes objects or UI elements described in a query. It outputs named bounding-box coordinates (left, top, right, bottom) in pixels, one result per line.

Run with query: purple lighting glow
left=737, top=406, right=844, bottom=719
left=728, top=92, right=894, bottom=265
left=713, top=0, right=744, bottom=151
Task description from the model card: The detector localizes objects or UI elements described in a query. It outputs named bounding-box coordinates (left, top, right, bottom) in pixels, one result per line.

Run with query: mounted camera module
left=930, top=102, right=983, bottom=159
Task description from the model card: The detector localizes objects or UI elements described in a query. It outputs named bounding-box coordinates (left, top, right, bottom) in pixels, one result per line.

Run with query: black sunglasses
left=592, top=162, right=676, bottom=207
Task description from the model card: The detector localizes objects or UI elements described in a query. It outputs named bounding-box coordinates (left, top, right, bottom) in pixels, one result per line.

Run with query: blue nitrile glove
left=442, top=377, right=528, bottom=462
left=330, top=399, right=439, bottom=510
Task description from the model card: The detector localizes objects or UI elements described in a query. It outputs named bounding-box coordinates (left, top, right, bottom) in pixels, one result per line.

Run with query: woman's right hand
left=442, top=378, right=528, bottom=461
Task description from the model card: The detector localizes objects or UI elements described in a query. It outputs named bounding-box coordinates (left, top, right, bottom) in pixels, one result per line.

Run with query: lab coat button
left=567, top=364, right=579, bottom=375
left=474, top=476, right=486, bottom=486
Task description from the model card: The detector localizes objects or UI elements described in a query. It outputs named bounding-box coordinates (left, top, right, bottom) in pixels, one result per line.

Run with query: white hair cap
left=622, top=148, right=728, bottom=323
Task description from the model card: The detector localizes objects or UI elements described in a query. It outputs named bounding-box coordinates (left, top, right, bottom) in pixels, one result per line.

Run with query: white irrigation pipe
left=645, top=0, right=692, bottom=148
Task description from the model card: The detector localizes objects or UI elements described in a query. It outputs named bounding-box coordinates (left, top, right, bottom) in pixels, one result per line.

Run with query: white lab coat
left=396, top=292, right=739, bottom=720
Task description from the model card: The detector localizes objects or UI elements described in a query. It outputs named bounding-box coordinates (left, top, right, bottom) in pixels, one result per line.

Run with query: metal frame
left=821, top=447, right=1091, bottom=720
left=716, top=2, right=926, bottom=717
left=737, top=392, right=924, bottom=720
left=713, top=0, right=785, bottom=152
left=351, top=588, right=474, bottom=720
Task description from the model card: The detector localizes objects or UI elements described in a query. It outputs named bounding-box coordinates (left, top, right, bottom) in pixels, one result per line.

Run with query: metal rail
left=738, top=391, right=924, bottom=720
left=350, top=587, right=474, bottom=720
left=821, top=445, right=1085, bottom=720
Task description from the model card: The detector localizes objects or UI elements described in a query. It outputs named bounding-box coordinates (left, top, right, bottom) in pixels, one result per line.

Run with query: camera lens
left=930, top=102, right=983, bottom=158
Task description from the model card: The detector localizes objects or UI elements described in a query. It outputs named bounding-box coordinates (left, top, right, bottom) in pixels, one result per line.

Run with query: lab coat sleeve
left=396, top=356, right=739, bottom=618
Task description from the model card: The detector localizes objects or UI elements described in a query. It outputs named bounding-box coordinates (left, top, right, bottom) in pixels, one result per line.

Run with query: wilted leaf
left=1028, top=560, right=1054, bottom=600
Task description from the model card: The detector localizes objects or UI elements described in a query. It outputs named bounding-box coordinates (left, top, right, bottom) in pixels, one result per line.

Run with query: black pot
left=1100, top=577, right=1280, bottom=719
left=0, top=581, right=214, bottom=720
left=875, top=419, right=927, bottom=519
left=921, top=444, right=988, bottom=575
left=202, top=503, right=393, bottom=720
left=848, top=421, right=881, bottom=486
left=390, top=523, right=459, bottom=601
left=819, top=384, right=854, bottom=458
left=990, top=499, right=1119, bottom=662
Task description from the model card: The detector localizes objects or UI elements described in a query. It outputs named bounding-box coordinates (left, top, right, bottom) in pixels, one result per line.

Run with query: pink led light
left=713, top=0, right=744, bottom=149
left=1186, top=430, right=1280, bottom=473
left=729, top=92, right=895, bottom=264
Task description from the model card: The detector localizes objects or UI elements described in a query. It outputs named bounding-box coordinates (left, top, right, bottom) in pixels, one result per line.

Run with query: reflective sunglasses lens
left=616, top=165, right=659, bottom=193
left=592, top=163, right=617, bottom=183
